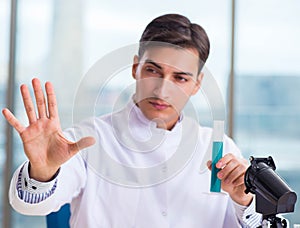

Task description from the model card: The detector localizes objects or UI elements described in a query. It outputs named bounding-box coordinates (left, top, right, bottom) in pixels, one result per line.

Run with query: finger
left=20, top=84, right=37, bottom=124
left=230, top=163, right=248, bottom=185
left=222, top=166, right=243, bottom=185
left=45, top=82, right=58, bottom=119
left=216, top=153, right=235, bottom=169
left=217, top=158, right=239, bottom=180
left=69, top=136, right=96, bottom=155
left=219, top=160, right=247, bottom=185
left=32, top=78, right=47, bottom=118
left=2, top=108, right=25, bottom=133
left=232, top=173, right=246, bottom=186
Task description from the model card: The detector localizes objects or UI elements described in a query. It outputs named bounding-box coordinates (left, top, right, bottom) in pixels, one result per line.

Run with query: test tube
left=210, top=120, right=224, bottom=192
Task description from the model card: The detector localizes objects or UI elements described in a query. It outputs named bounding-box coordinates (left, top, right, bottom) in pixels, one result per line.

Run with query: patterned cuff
left=17, top=161, right=59, bottom=204
left=233, top=196, right=262, bottom=228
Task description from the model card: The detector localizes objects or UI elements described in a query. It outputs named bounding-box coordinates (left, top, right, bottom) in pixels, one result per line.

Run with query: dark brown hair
left=139, top=14, right=210, bottom=72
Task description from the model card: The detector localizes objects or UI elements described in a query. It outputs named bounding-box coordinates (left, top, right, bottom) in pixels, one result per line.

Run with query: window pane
left=12, top=0, right=52, bottom=226
left=0, top=0, right=10, bottom=225
left=235, top=0, right=300, bottom=224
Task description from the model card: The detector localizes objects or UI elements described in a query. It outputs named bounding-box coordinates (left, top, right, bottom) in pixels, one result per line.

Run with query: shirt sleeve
left=16, top=161, right=59, bottom=204
left=9, top=153, right=87, bottom=215
left=233, top=197, right=263, bottom=228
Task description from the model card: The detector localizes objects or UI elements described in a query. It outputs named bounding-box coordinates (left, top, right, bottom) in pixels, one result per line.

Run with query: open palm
left=2, top=78, right=95, bottom=181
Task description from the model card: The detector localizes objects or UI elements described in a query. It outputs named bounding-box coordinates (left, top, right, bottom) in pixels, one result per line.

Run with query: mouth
left=148, top=99, right=170, bottom=110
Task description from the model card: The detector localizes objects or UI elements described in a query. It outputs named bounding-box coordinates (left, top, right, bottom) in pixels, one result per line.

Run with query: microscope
left=244, top=156, right=297, bottom=228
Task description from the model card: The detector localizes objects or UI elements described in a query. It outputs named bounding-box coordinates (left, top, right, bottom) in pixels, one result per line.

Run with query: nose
left=153, top=78, right=171, bottom=99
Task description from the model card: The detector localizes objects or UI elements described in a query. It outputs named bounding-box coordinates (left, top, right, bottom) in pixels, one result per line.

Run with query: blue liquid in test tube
left=210, top=121, right=224, bottom=193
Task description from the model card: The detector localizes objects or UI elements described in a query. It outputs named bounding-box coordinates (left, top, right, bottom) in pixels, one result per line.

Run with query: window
left=3, top=1, right=231, bottom=227
left=235, top=0, right=300, bottom=223
left=6, top=0, right=300, bottom=227
left=0, top=0, right=11, bottom=226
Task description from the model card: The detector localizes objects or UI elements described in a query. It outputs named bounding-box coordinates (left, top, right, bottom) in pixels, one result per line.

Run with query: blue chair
left=46, top=204, right=71, bottom=228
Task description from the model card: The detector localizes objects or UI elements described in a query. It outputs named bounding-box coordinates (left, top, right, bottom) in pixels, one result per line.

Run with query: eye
left=174, top=75, right=188, bottom=82
left=144, top=66, right=162, bottom=78
left=145, top=66, right=159, bottom=75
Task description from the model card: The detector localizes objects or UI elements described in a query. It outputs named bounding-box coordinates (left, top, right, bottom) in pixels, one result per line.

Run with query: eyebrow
left=144, top=59, right=194, bottom=77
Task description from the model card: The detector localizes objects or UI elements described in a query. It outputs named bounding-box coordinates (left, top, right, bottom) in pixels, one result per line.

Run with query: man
left=3, top=14, right=262, bottom=227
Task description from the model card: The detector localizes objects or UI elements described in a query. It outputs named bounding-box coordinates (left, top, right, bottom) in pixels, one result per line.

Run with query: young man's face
left=132, top=46, right=203, bottom=130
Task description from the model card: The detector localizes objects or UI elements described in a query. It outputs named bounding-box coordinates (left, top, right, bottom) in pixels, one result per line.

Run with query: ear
left=132, top=55, right=139, bottom=80
left=191, top=72, right=204, bottom=95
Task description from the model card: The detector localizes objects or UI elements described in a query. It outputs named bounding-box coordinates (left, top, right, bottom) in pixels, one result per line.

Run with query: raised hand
left=2, top=78, right=95, bottom=182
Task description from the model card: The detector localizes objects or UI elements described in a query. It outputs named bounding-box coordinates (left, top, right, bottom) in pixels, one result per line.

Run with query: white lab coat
left=9, top=100, right=261, bottom=227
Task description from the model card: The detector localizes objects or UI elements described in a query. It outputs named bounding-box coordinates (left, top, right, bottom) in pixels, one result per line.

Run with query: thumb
left=69, top=136, right=96, bottom=155
left=206, top=160, right=212, bottom=171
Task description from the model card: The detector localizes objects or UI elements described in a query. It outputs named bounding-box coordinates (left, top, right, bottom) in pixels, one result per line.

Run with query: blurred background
left=1, top=0, right=299, bottom=227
